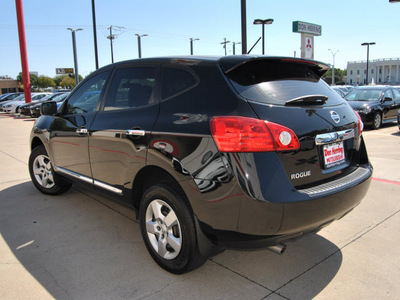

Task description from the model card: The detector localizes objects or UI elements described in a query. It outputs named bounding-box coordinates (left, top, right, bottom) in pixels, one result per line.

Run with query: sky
left=1, top=0, right=399, bottom=79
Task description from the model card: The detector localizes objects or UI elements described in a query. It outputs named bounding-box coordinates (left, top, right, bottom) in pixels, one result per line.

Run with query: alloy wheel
left=32, top=154, right=55, bottom=189
left=145, top=199, right=182, bottom=260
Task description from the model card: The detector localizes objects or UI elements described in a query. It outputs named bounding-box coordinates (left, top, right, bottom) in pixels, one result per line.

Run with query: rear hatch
left=220, top=57, right=363, bottom=189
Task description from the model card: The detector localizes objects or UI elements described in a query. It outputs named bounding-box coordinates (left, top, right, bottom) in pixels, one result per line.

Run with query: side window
left=104, top=67, right=156, bottom=111
left=391, top=89, right=400, bottom=100
left=161, top=67, right=197, bottom=100
left=384, top=89, right=393, bottom=100
left=65, top=71, right=109, bottom=115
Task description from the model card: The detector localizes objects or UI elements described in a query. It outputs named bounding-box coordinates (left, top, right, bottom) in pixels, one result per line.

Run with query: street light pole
left=91, top=0, right=99, bottom=69
left=67, top=28, right=83, bottom=86
left=253, top=18, right=274, bottom=55
left=233, top=42, right=241, bottom=55
left=136, top=34, right=148, bottom=58
left=190, top=38, right=199, bottom=55
left=361, top=42, right=376, bottom=85
left=328, top=49, right=339, bottom=85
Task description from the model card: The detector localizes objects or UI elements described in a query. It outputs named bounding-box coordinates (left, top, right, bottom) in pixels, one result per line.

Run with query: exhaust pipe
left=268, top=244, right=287, bottom=255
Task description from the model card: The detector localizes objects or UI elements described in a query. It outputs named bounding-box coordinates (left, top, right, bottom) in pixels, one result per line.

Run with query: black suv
left=29, top=56, right=372, bottom=274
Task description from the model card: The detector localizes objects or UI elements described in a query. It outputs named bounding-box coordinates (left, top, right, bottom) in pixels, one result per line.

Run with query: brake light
left=353, top=110, right=363, bottom=136
left=210, top=116, right=300, bottom=152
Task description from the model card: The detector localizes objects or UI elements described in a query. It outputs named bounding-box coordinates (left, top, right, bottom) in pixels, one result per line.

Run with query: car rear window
left=225, top=60, right=344, bottom=106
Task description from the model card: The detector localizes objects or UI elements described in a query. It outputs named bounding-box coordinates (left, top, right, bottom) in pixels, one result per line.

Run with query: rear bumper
left=204, top=164, right=371, bottom=250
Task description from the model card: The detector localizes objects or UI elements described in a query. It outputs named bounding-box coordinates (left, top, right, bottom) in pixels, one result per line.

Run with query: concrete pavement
left=0, top=113, right=399, bottom=299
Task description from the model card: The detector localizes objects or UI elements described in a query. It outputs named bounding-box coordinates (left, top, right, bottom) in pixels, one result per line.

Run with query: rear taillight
left=354, top=110, right=364, bottom=136
left=210, top=116, right=300, bottom=152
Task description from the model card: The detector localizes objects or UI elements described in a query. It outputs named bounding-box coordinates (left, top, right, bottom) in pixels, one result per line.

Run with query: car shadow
left=391, top=130, right=400, bottom=136
left=0, top=182, right=342, bottom=299
left=363, top=121, right=397, bottom=131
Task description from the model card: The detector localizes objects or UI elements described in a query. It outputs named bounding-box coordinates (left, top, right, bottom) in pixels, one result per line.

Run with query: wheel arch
left=31, top=136, right=44, bottom=151
left=132, top=165, right=192, bottom=214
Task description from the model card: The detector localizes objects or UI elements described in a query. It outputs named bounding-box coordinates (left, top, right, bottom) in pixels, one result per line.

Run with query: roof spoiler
left=219, top=55, right=330, bottom=78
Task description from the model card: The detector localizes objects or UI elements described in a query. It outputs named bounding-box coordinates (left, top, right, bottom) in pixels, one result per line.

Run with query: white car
left=0, top=94, right=25, bottom=111
left=3, top=93, right=50, bottom=114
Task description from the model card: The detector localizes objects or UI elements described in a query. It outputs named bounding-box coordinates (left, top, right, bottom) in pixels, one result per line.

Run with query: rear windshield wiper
left=285, top=95, right=328, bottom=106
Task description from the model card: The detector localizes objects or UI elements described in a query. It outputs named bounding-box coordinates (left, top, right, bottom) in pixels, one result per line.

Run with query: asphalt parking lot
left=0, top=113, right=399, bottom=300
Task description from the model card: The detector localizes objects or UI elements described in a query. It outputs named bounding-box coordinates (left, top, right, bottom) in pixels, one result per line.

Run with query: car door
left=88, top=66, right=159, bottom=197
left=48, top=71, right=110, bottom=179
left=390, top=88, right=400, bottom=119
left=381, top=89, right=395, bottom=120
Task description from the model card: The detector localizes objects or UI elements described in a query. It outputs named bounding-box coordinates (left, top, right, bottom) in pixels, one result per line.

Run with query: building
left=347, top=58, right=400, bottom=85
left=0, top=79, right=19, bottom=95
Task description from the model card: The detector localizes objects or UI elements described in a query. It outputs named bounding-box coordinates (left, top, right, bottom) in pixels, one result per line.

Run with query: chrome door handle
left=76, top=128, right=88, bottom=134
left=126, top=129, right=145, bottom=136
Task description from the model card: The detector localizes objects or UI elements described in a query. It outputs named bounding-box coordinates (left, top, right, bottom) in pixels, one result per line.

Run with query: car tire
left=139, top=184, right=207, bottom=274
left=372, top=112, right=382, bottom=130
left=28, top=145, right=72, bottom=195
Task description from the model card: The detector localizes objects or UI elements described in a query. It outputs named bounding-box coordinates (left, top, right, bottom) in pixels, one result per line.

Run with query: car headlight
left=358, top=107, right=371, bottom=114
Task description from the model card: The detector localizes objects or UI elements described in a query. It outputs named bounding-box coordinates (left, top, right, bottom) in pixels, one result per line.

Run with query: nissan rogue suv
left=29, top=56, right=372, bottom=274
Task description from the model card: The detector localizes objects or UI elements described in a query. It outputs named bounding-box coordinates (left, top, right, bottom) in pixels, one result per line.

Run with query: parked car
left=0, top=93, right=22, bottom=103
left=30, top=56, right=372, bottom=274
left=0, top=94, right=25, bottom=110
left=20, top=93, right=67, bottom=116
left=3, top=93, right=50, bottom=114
left=331, top=86, right=346, bottom=97
left=30, top=92, right=70, bottom=117
left=397, top=109, right=400, bottom=130
left=345, top=86, right=400, bottom=129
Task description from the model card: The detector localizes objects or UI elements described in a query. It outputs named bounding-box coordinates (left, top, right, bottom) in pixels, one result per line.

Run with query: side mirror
left=40, top=101, right=57, bottom=116
left=383, top=97, right=392, bottom=103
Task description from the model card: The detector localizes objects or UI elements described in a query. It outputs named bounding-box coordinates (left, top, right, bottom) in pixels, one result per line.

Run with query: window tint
left=105, top=67, right=156, bottom=110
left=65, top=71, right=109, bottom=115
left=384, top=89, right=393, bottom=100
left=392, top=88, right=400, bottom=100
left=162, top=67, right=196, bottom=99
left=226, top=60, right=344, bottom=106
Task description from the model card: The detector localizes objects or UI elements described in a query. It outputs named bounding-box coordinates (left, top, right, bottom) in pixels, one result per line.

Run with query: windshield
left=345, top=88, right=383, bottom=102
left=226, top=60, right=344, bottom=106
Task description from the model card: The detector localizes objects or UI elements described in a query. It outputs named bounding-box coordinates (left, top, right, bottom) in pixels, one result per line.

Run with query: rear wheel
left=29, top=145, right=72, bottom=195
left=372, top=112, right=382, bottom=130
left=139, top=184, right=207, bottom=274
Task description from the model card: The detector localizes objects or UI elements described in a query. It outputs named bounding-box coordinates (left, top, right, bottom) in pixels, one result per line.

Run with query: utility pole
left=107, top=25, right=125, bottom=63
left=221, top=38, right=230, bottom=56
left=107, top=26, right=115, bottom=63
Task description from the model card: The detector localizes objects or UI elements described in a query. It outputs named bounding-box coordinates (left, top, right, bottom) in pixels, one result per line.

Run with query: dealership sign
left=292, top=21, right=322, bottom=36
left=56, top=68, right=74, bottom=75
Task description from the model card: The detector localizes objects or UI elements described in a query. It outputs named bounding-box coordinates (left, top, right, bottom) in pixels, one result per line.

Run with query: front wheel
left=29, top=145, right=72, bottom=195
left=139, top=184, right=207, bottom=274
left=372, top=112, right=382, bottom=130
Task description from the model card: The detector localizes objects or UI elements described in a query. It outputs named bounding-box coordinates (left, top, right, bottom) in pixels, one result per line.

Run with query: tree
left=16, top=72, right=38, bottom=89
left=37, top=76, right=56, bottom=89
left=60, top=76, right=76, bottom=88
left=53, top=75, right=66, bottom=87
left=322, top=68, right=346, bottom=85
